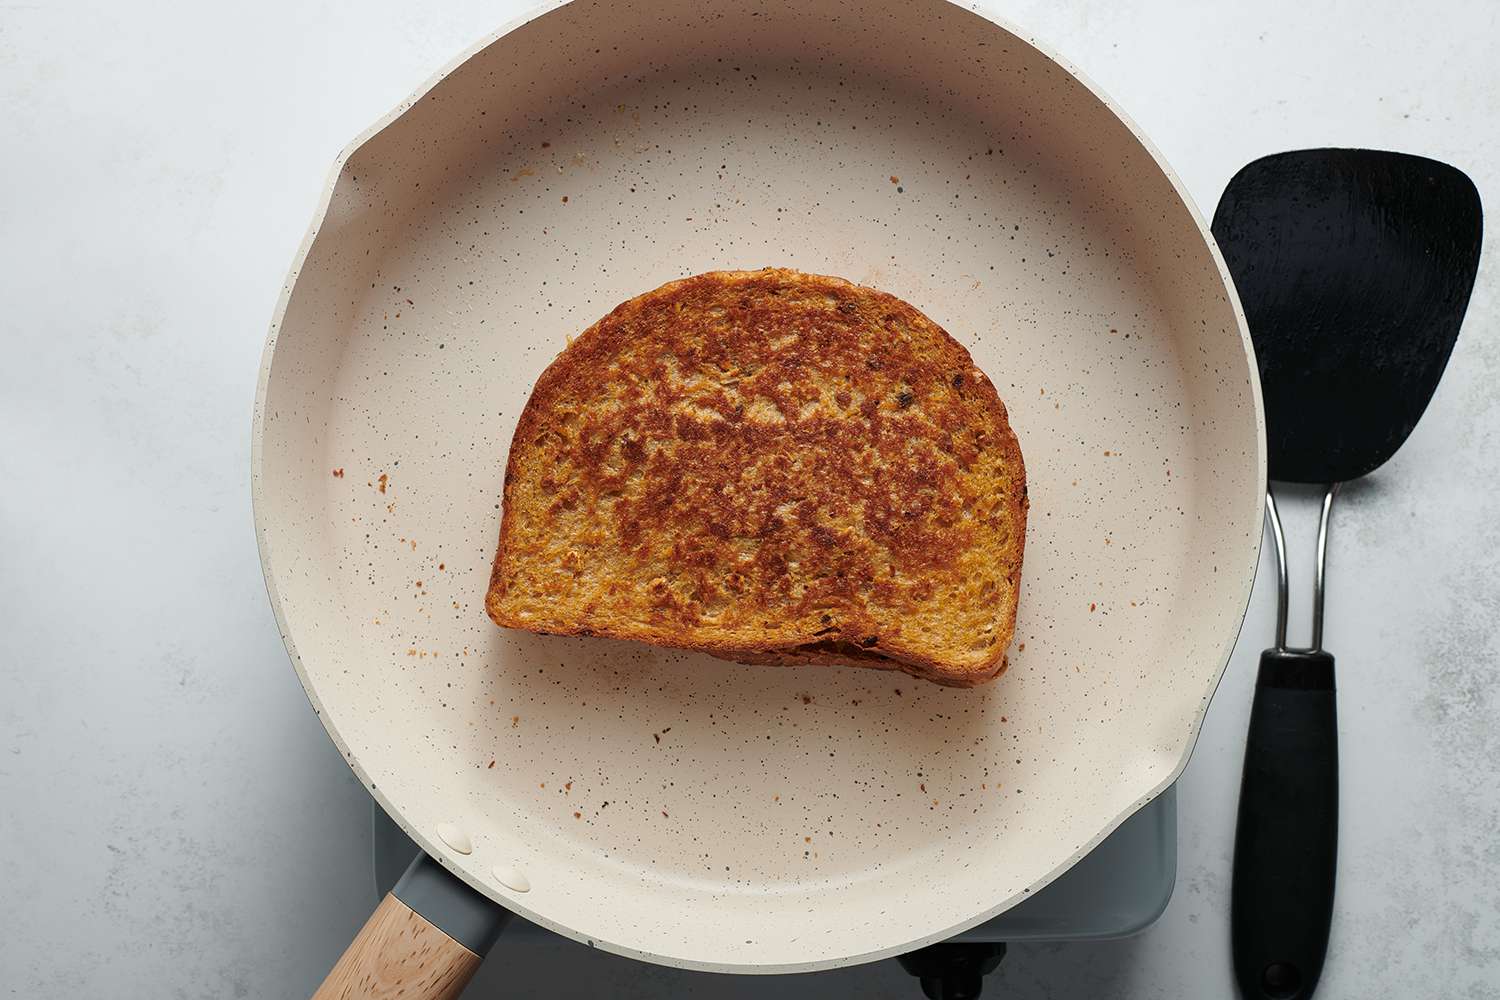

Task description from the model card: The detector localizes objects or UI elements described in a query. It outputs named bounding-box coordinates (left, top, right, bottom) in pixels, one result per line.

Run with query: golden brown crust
left=705, top=648, right=1009, bottom=688
left=486, top=269, right=1027, bottom=685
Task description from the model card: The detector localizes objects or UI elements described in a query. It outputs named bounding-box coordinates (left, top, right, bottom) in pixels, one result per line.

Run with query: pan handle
left=1231, top=648, right=1338, bottom=1000
left=313, top=853, right=510, bottom=1000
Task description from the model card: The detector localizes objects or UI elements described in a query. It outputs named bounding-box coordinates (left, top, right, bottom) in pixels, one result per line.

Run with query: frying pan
left=253, top=0, right=1265, bottom=988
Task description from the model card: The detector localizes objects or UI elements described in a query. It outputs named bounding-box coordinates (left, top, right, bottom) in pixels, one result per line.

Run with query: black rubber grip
left=1232, top=648, right=1338, bottom=1000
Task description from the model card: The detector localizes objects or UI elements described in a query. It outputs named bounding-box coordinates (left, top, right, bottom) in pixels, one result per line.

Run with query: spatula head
left=1212, top=149, right=1482, bottom=484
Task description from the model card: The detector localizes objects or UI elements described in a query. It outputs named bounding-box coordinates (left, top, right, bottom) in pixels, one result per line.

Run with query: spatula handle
left=1232, top=649, right=1338, bottom=1000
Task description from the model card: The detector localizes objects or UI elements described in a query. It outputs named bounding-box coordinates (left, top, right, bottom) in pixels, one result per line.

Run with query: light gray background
left=2, top=1, right=1497, bottom=997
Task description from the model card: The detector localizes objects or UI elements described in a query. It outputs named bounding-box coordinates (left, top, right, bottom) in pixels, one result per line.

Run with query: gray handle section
left=392, top=852, right=512, bottom=957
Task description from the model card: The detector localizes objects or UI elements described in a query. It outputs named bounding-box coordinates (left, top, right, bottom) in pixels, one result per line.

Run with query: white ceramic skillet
left=252, top=0, right=1265, bottom=993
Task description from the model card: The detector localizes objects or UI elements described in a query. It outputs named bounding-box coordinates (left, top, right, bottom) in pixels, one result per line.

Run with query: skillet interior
left=254, top=0, right=1263, bottom=972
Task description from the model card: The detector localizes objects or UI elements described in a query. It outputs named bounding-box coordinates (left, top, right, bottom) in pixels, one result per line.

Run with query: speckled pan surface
left=252, top=0, right=1264, bottom=973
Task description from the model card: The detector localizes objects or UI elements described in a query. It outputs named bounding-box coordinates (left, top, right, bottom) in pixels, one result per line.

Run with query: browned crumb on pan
left=377, top=473, right=389, bottom=494
left=332, top=468, right=344, bottom=478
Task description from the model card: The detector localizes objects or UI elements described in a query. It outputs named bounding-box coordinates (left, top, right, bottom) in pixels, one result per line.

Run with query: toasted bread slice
left=486, top=269, right=1026, bottom=686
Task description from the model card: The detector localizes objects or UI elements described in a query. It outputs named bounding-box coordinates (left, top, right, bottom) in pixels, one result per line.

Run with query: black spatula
left=1211, top=149, right=1482, bottom=1000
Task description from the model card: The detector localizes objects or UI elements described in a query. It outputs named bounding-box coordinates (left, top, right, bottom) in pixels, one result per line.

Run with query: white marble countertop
left=3, top=1, right=1497, bottom=996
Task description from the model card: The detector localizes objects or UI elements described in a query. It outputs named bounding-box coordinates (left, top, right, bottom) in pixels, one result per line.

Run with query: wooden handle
left=312, top=892, right=482, bottom=1000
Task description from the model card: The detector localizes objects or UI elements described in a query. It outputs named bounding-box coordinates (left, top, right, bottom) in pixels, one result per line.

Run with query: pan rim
left=251, top=0, right=1266, bottom=973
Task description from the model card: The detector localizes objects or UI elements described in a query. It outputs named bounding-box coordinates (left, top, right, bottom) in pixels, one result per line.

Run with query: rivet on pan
left=436, top=823, right=473, bottom=855
left=492, top=863, right=531, bottom=893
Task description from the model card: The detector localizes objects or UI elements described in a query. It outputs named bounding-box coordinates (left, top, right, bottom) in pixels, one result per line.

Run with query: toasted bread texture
left=486, top=269, right=1027, bottom=686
